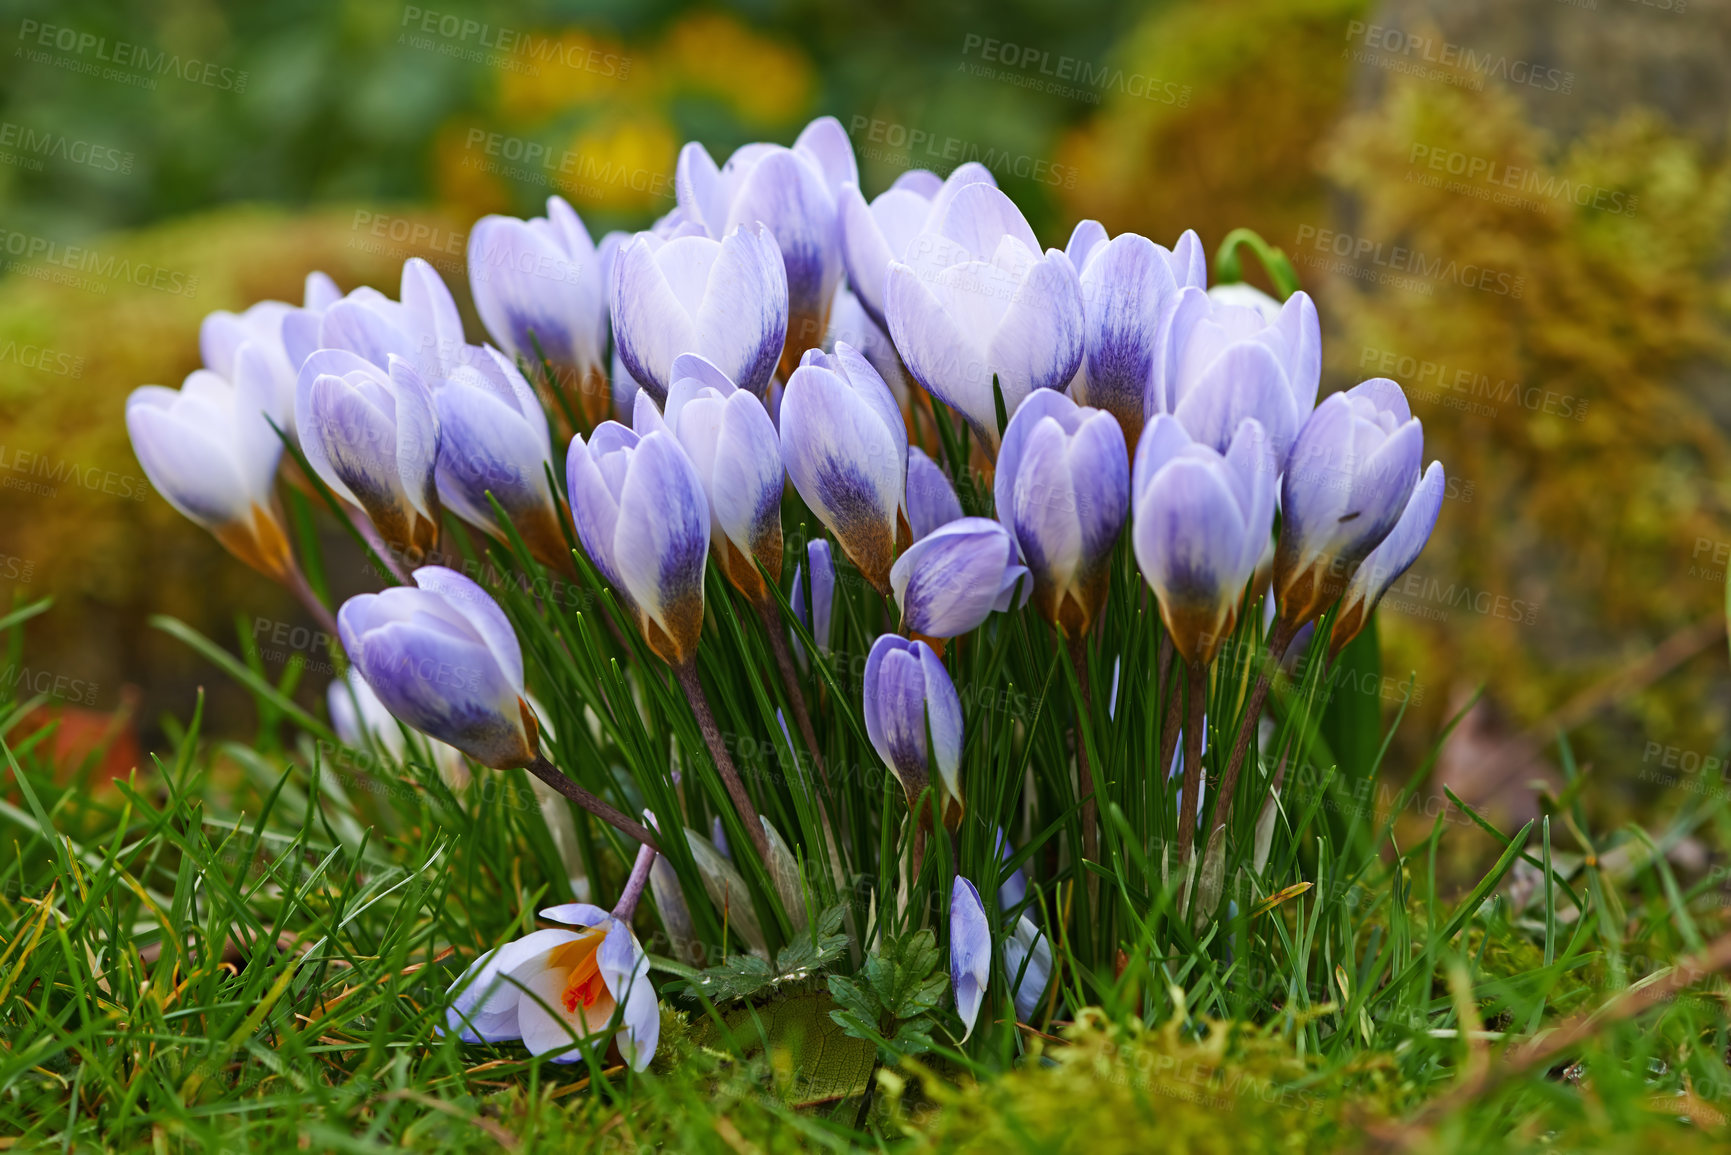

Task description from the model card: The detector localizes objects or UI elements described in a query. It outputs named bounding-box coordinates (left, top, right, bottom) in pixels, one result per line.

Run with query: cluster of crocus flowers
left=126, top=110, right=1446, bottom=1053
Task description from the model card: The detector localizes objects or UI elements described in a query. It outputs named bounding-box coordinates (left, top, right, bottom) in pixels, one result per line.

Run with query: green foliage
left=828, top=929, right=950, bottom=1061
left=681, top=903, right=851, bottom=1003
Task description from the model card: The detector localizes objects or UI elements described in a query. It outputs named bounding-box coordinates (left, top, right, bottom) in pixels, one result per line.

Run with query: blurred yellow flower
left=559, top=116, right=680, bottom=214
left=496, top=29, right=641, bottom=121
left=659, top=12, right=811, bottom=128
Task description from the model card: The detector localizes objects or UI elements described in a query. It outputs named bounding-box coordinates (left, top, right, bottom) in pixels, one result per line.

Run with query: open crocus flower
left=1329, top=460, right=1445, bottom=655
left=838, top=162, right=997, bottom=330
left=1061, top=220, right=1203, bottom=448
left=884, top=182, right=1084, bottom=450
left=431, top=345, right=569, bottom=569
left=610, top=223, right=787, bottom=404
left=126, top=364, right=294, bottom=582
left=676, top=116, right=856, bottom=376
left=636, top=354, right=783, bottom=603
left=295, top=350, right=441, bottom=563
left=1159, top=286, right=1319, bottom=465
left=567, top=422, right=710, bottom=666
left=889, top=518, right=1029, bottom=639
left=993, top=390, right=1129, bottom=636
left=468, top=196, right=610, bottom=427
left=443, top=845, right=660, bottom=1069
left=780, top=344, right=908, bottom=596
left=863, top=633, right=964, bottom=825
left=1131, top=416, right=1277, bottom=666
left=906, top=447, right=965, bottom=541
left=338, top=566, right=538, bottom=769
left=951, top=877, right=991, bottom=1041
left=1273, top=378, right=1424, bottom=629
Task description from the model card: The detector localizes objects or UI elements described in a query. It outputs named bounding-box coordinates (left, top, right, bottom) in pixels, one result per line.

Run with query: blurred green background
left=3, top=0, right=1730, bottom=832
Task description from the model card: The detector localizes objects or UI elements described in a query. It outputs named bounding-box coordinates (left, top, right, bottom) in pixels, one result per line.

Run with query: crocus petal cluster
left=885, top=182, right=1084, bottom=449
left=677, top=116, right=856, bottom=376
left=567, top=422, right=710, bottom=666
left=863, top=634, right=964, bottom=825
left=338, top=566, right=537, bottom=769
left=906, top=447, right=965, bottom=541
left=1161, top=286, right=1320, bottom=464
left=780, top=343, right=908, bottom=595
left=1131, top=416, right=1277, bottom=665
left=994, top=390, right=1129, bottom=635
left=468, top=196, right=610, bottom=426
left=642, top=354, right=784, bottom=602
left=950, top=877, right=991, bottom=1041
left=889, top=518, right=1029, bottom=639
left=443, top=902, right=659, bottom=1069
left=839, top=163, right=997, bottom=329
left=1062, top=220, right=1204, bottom=447
left=1274, top=378, right=1424, bottom=628
left=1330, top=460, right=1445, bottom=654
left=610, top=222, right=787, bottom=404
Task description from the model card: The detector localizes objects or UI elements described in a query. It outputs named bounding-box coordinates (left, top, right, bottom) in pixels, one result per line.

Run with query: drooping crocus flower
left=951, top=876, right=991, bottom=1041
left=468, top=196, right=610, bottom=427
left=328, top=669, right=469, bottom=788
left=295, top=349, right=442, bottom=563
left=566, top=422, right=710, bottom=666
left=790, top=538, right=836, bottom=672
left=676, top=116, right=856, bottom=376
left=884, top=182, right=1084, bottom=451
left=338, top=566, right=538, bottom=769
left=430, top=345, right=570, bottom=569
left=442, top=845, right=660, bottom=1069
left=126, top=364, right=294, bottom=583
left=1273, top=378, right=1424, bottom=629
left=888, top=518, right=1029, bottom=639
left=779, top=344, right=908, bottom=595
left=610, top=223, right=787, bottom=405
left=1131, top=416, right=1277, bottom=666
left=863, top=634, right=964, bottom=825
left=838, top=162, right=997, bottom=329
left=993, top=390, right=1129, bottom=636
left=636, top=354, right=783, bottom=603
left=1158, top=286, right=1320, bottom=465
left=1061, top=220, right=1202, bottom=447
left=1329, top=460, right=1445, bottom=655
left=906, top=447, right=965, bottom=541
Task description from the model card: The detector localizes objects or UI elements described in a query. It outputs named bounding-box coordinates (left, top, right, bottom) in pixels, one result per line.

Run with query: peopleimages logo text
left=16, top=20, right=249, bottom=92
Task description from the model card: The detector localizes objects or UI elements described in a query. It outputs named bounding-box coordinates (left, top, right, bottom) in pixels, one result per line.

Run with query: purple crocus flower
left=863, top=633, right=964, bottom=824
left=906, top=447, right=964, bottom=541
left=338, top=566, right=537, bottom=769
left=839, top=162, right=997, bottom=329
left=1329, top=460, right=1445, bottom=654
left=993, top=390, right=1129, bottom=635
left=889, top=518, right=1029, bottom=639
left=790, top=538, right=837, bottom=672
left=951, top=876, right=991, bottom=1041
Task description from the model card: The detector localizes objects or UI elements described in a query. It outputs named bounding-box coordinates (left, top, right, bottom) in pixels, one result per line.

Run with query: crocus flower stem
left=673, top=660, right=772, bottom=866
left=525, top=754, right=661, bottom=853
left=1155, top=636, right=1181, bottom=787
left=1211, top=617, right=1298, bottom=862
left=1065, top=633, right=1099, bottom=889
left=756, top=597, right=830, bottom=790
left=613, top=842, right=658, bottom=922
left=1176, top=661, right=1209, bottom=866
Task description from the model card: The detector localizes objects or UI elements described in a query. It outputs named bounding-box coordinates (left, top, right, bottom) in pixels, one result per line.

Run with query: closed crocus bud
left=431, top=346, right=568, bottom=569
left=1330, top=460, right=1444, bottom=655
left=1061, top=221, right=1199, bottom=447
left=863, top=634, right=964, bottom=825
left=1005, top=913, right=1053, bottom=1022
left=295, top=349, right=441, bottom=563
left=993, top=390, right=1129, bottom=636
left=610, top=223, right=787, bottom=405
left=906, top=447, right=964, bottom=541
left=951, top=877, right=991, bottom=1042
left=1206, top=281, right=1283, bottom=321
left=200, top=299, right=302, bottom=442
left=567, top=422, right=710, bottom=666
left=826, top=284, right=914, bottom=416
left=126, top=367, right=293, bottom=582
left=678, top=116, right=857, bottom=376
left=1131, top=416, right=1277, bottom=666
left=468, top=196, right=610, bottom=427
left=316, top=258, right=470, bottom=382
left=328, top=670, right=469, bottom=788
left=1158, top=286, right=1320, bottom=465
left=338, top=567, right=538, bottom=769
left=281, top=270, right=343, bottom=369
left=839, top=162, right=997, bottom=329
left=1067, top=219, right=1208, bottom=295
left=1274, top=378, right=1424, bottom=629
left=442, top=897, right=659, bottom=1069
left=885, top=182, right=1084, bottom=451
left=644, top=354, right=784, bottom=603
left=889, top=518, right=1029, bottom=639
left=790, top=538, right=836, bottom=671
left=779, top=343, right=908, bottom=595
